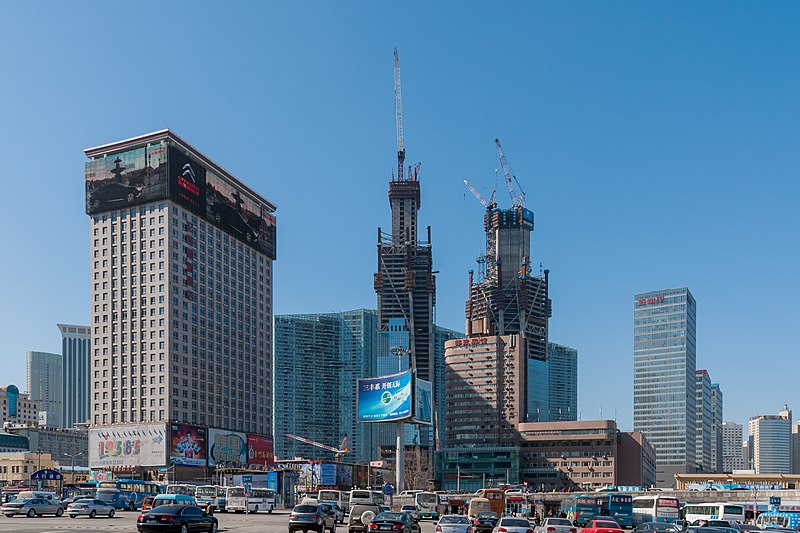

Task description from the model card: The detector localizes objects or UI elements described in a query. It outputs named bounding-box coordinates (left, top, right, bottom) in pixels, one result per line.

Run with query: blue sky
left=0, top=2, right=798, bottom=431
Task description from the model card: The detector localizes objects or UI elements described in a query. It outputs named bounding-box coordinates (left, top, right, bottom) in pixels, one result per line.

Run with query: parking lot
left=0, top=509, right=444, bottom=533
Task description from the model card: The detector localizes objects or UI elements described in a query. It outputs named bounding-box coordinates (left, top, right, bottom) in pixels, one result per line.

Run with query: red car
left=583, top=519, right=624, bottom=533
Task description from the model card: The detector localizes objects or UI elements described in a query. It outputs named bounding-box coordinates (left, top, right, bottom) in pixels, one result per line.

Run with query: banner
left=169, top=424, right=206, bottom=466
left=357, top=370, right=413, bottom=422
left=247, top=435, right=275, bottom=466
left=89, top=424, right=167, bottom=468
left=208, top=428, right=247, bottom=466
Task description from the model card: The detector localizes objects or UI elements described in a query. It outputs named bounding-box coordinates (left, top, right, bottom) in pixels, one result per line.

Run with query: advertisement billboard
left=413, top=377, right=433, bottom=425
left=168, top=147, right=206, bottom=217
left=247, top=435, right=275, bottom=467
left=205, top=170, right=276, bottom=259
left=89, top=423, right=167, bottom=469
left=169, top=424, right=206, bottom=466
left=357, top=369, right=413, bottom=423
left=208, top=428, right=247, bottom=466
left=319, top=464, right=337, bottom=486
left=85, top=144, right=168, bottom=214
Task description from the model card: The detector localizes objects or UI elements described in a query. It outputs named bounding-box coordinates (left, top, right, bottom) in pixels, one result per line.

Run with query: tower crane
left=285, top=434, right=349, bottom=461
left=495, top=138, right=526, bottom=208
left=394, top=48, right=405, bottom=181
left=464, top=179, right=496, bottom=209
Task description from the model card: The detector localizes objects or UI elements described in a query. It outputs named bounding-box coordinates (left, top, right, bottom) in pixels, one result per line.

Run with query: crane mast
left=495, top=138, right=525, bottom=207
left=464, top=179, right=491, bottom=209
left=394, top=48, right=405, bottom=180
left=285, top=433, right=349, bottom=461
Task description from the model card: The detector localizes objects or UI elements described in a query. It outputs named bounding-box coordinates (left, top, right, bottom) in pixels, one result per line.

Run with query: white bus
left=632, top=496, right=680, bottom=524
left=165, top=484, right=197, bottom=497
left=226, top=486, right=248, bottom=513
left=195, top=485, right=225, bottom=513
left=247, top=488, right=276, bottom=513
left=318, top=489, right=349, bottom=513
left=683, top=503, right=745, bottom=524
left=415, top=492, right=440, bottom=520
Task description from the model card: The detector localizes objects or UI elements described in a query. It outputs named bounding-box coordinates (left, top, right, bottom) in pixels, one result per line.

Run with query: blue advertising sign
left=357, top=370, right=413, bottom=422
left=267, top=471, right=278, bottom=492
left=319, top=464, right=337, bottom=486
left=771, top=496, right=781, bottom=506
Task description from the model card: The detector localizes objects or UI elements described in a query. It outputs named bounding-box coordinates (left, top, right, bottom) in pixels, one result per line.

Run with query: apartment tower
left=749, top=406, right=791, bottom=474
left=85, top=130, right=276, bottom=437
left=58, top=324, right=91, bottom=428
left=722, top=421, right=744, bottom=472
left=26, top=351, right=63, bottom=427
left=633, top=287, right=697, bottom=487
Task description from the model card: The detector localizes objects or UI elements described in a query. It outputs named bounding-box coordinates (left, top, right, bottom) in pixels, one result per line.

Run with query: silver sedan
left=66, top=498, right=116, bottom=518
left=1, top=497, right=64, bottom=517
left=437, top=515, right=472, bottom=533
left=493, top=517, right=534, bottom=533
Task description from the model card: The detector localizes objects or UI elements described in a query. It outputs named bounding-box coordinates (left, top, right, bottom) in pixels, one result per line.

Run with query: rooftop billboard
left=357, top=370, right=413, bottom=423
left=208, top=428, right=247, bottom=467
left=89, top=423, right=167, bottom=469
left=169, top=423, right=207, bottom=467
left=85, top=144, right=168, bottom=215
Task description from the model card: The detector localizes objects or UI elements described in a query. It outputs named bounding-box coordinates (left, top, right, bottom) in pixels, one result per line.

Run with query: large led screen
left=208, top=428, right=247, bottom=466
left=168, top=147, right=206, bottom=217
left=169, top=423, right=207, bottom=466
left=357, top=369, right=413, bottom=423
left=85, top=144, right=168, bottom=214
left=89, top=424, right=167, bottom=469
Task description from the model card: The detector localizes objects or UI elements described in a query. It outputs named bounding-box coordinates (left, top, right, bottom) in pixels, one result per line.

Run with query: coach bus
left=563, top=496, right=598, bottom=527
left=631, top=495, right=680, bottom=525
left=596, top=493, right=633, bottom=528
left=683, top=503, right=745, bottom=524
left=476, top=488, right=506, bottom=517
left=97, top=479, right=160, bottom=510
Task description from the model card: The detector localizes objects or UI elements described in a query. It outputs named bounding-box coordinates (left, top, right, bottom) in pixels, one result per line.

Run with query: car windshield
left=441, top=516, right=470, bottom=524
left=402, top=506, right=417, bottom=511
left=548, top=519, right=571, bottom=525
left=295, top=505, right=319, bottom=513
left=377, top=513, right=405, bottom=521
left=595, top=522, right=620, bottom=529
left=501, top=519, right=531, bottom=527
left=75, top=499, right=93, bottom=504
left=650, top=525, right=679, bottom=532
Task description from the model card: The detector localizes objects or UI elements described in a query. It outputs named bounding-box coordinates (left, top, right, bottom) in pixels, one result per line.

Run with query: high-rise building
left=441, top=140, right=550, bottom=490
left=633, top=288, right=697, bottom=487
left=273, top=309, right=377, bottom=464
left=710, top=383, right=723, bottom=473
left=433, top=326, right=465, bottom=448
left=792, top=421, right=800, bottom=474
left=743, top=441, right=751, bottom=470
left=58, top=324, right=91, bottom=428
left=374, top=50, right=436, bottom=454
left=26, top=351, right=63, bottom=427
left=748, top=406, right=791, bottom=474
left=85, top=130, right=276, bottom=436
left=548, top=342, right=577, bottom=422
left=722, top=421, right=744, bottom=472
left=0, top=385, right=40, bottom=427
left=695, top=370, right=713, bottom=472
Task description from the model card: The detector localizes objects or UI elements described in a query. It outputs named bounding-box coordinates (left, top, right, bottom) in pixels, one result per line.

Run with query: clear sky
left=0, top=2, right=797, bottom=432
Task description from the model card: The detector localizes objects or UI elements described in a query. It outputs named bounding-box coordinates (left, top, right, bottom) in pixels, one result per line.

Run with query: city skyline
left=1, top=2, right=798, bottom=431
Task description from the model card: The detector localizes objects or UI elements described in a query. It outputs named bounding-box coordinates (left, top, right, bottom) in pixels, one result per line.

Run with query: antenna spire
left=394, top=48, right=405, bottom=180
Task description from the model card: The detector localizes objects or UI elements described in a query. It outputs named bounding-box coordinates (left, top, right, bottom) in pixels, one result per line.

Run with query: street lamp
left=63, top=452, right=84, bottom=485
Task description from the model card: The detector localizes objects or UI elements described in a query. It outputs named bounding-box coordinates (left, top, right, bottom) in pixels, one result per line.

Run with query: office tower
left=748, top=406, right=791, bottom=474
left=441, top=140, right=550, bottom=489
left=0, top=385, right=40, bottom=426
left=791, top=421, right=800, bottom=474
left=85, top=130, right=276, bottom=435
left=548, top=342, right=578, bottom=422
left=633, top=288, right=697, bottom=487
left=433, top=326, right=465, bottom=449
left=710, top=383, right=723, bottom=473
left=695, top=370, right=713, bottom=472
left=374, top=50, right=436, bottom=454
left=273, top=309, right=377, bottom=464
left=743, top=441, right=751, bottom=470
left=26, top=351, right=63, bottom=427
left=722, top=421, right=744, bottom=472
left=58, top=324, right=91, bottom=428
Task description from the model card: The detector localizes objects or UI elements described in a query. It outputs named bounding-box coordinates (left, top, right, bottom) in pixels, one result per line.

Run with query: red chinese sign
left=453, top=337, right=489, bottom=347
left=636, top=295, right=665, bottom=306
left=247, top=435, right=275, bottom=466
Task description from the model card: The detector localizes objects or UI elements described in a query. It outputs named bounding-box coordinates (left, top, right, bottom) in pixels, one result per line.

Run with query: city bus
left=247, top=488, right=276, bottom=513
left=165, top=484, right=197, bottom=497
left=415, top=492, right=440, bottom=520
left=683, top=503, right=745, bottom=524
left=196, top=485, right=226, bottom=514
left=631, top=496, right=680, bottom=525
left=97, top=479, right=160, bottom=510
left=596, top=493, right=633, bottom=528
left=225, top=486, right=248, bottom=513
left=563, top=496, right=599, bottom=527
left=756, top=510, right=800, bottom=530
left=476, top=488, right=506, bottom=517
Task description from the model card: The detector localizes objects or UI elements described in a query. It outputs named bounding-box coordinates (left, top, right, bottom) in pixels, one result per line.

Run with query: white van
left=349, top=489, right=374, bottom=506
left=16, top=491, right=58, bottom=503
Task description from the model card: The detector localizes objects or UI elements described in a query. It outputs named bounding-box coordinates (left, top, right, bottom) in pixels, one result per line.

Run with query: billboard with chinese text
left=208, top=428, right=247, bottom=466
left=168, top=147, right=206, bottom=217
left=85, top=144, right=168, bottom=214
left=413, top=377, right=433, bottom=425
left=89, top=424, right=167, bottom=469
left=247, top=435, right=275, bottom=466
left=357, top=369, right=412, bottom=422
left=169, top=424, right=206, bottom=466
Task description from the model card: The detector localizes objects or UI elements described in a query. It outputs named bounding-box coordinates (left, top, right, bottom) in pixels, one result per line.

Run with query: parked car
left=437, top=514, right=472, bottom=533
left=1, top=497, right=64, bottom=518
left=732, top=524, right=761, bottom=533
left=349, top=503, right=381, bottom=533
left=633, top=523, right=680, bottom=533
left=534, top=517, right=576, bottom=533
left=60, top=495, right=82, bottom=507
left=290, top=503, right=337, bottom=533
left=691, top=520, right=733, bottom=528
left=582, top=519, right=624, bottom=533
left=329, top=504, right=345, bottom=524
left=401, top=505, right=421, bottom=522
left=473, top=512, right=501, bottom=532
left=492, top=517, right=533, bottom=533
left=141, top=496, right=156, bottom=513
left=137, top=504, right=218, bottom=532
left=368, top=511, right=420, bottom=533
left=66, top=498, right=116, bottom=518
left=210, top=201, right=259, bottom=244
left=90, top=182, right=144, bottom=210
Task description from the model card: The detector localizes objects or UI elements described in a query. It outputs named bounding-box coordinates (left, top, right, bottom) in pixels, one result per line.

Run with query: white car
left=534, top=518, right=576, bottom=533
left=66, top=498, right=116, bottom=518
left=437, top=515, right=472, bottom=533
left=493, top=517, right=533, bottom=533
left=401, top=505, right=421, bottom=522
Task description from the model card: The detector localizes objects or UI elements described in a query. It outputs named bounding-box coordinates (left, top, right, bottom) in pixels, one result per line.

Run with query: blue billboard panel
left=357, top=370, right=412, bottom=422
left=413, top=378, right=433, bottom=425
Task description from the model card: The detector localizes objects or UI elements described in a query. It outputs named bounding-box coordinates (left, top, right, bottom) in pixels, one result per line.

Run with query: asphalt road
left=0, top=509, right=444, bottom=533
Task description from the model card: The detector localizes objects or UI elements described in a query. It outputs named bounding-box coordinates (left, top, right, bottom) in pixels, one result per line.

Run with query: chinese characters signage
left=357, top=370, right=412, bottom=422
left=636, top=295, right=665, bottom=306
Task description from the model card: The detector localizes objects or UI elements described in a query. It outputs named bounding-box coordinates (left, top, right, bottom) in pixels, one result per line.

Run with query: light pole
left=63, top=452, right=84, bottom=486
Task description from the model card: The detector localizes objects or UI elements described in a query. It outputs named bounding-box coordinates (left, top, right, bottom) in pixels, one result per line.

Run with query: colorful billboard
left=85, top=144, right=168, bottom=214
left=357, top=369, right=413, bottom=422
left=413, top=377, right=433, bottom=425
left=168, top=147, right=207, bottom=217
left=169, top=424, right=206, bottom=466
left=319, top=463, right=337, bottom=486
left=247, top=435, right=275, bottom=466
left=208, top=428, right=247, bottom=466
left=89, top=424, right=167, bottom=469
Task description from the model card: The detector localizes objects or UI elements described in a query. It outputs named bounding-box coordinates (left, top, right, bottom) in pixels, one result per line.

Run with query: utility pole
left=457, top=465, right=460, bottom=493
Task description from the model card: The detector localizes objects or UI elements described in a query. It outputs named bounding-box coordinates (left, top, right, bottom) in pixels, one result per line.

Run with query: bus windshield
left=196, top=486, right=217, bottom=497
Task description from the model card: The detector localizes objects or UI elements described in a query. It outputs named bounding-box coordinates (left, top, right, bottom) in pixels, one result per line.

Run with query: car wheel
left=109, top=509, right=115, bottom=518
left=89, top=509, right=96, bottom=518
left=210, top=521, right=218, bottom=533
left=180, top=524, right=189, bottom=533
left=56, top=507, right=64, bottom=517
left=246, top=233, right=253, bottom=243
left=129, top=501, right=135, bottom=511
left=215, top=212, right=222, bottom=224
left=27, top=509, right=36, bottom=518
left=127, top=192, right=135, bottom=203
left=70, top=514, right=76, bottom=518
